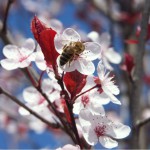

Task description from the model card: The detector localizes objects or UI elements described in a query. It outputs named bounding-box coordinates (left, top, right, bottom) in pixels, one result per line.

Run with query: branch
left=0, top=87, right=60, bottom=129
left=129, top=0, right=150, bottom=148
left=1, top=0, right=14, bottom=34
left=136, top=117, right=150, bottom=129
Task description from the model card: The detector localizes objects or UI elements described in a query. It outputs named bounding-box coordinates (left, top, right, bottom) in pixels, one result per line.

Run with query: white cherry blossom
left=1, top=38, right=35, bottom=70
left=54, top=28, right=101, bottom=75
left=18, top=86, right=58, bottom=124
left=41, top=78, right=61, bottom=103
left=73, top=77, right=106, bottom=115
left=88, top=31, right=121, bottom=70
left=34, top=45, right=47, bottom=71
left=18, top=86, right=48, bottom=116
left=79, top=109, right=131, bottom=148
left=56, top=144, right=80, bottom=150
left=96, top=61, right=121, bottom=105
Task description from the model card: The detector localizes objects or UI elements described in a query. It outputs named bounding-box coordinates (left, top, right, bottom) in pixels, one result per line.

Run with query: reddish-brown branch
left=74, top=85, right=97, bottom=102
left=0, top=87, right=60, bottom=129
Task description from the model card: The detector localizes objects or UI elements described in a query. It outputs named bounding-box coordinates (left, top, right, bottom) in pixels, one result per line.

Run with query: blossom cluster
left=0, top=17, right=131, bottom=149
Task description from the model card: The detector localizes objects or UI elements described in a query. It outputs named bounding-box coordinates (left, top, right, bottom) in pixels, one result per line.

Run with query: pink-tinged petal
left=83, top=75, right=95, bottom=90
left=105, top=48, right=122, bottom=64
left=99, top=136, right=118, bottom=149
left=19, top=59, right=31, bottom=68
left=73, top=100, right=84, bottom=115
left=75, top=59, right=95, bottom=75
left=82, top=42, right=101, bottom=60
left=99, top=32, right=111, bottom=50
left=22, top=38, right=35, bottom=52
left=29, top=119, right=46, bottom=134
left=50, top=19, right=63, bottom=33
left=87, top=31, right=100, bottom=43
left=35, top=48, right=47, bottom=70
left=56, top=144, right=80, bottom=150
left=36, top=61, right=47, bottom=71
left=97, top=61, right=105, bottom=80
left=102, top=57, right=113, bottom=70
left=90, top=103, right=105, bottom=115
left=112, top=123, right=131, bottom=139
left=23, top=87, right=41, bottom=105
left=79, top=109, right=93, bottom=126
left=3, top=45, right=20, bottom=59
left=102, top=86, right=121, bottom=105
left=83, top=127, right=98, bottom=146
left=90, top=91, right=110, bottom=105
left=63, top=28, right=81, bottom=42
left=1, top=59, right=19, bottom=70
left=105, top=83, right=120, bottom=95
left=54, top=33, right=68, bottom=53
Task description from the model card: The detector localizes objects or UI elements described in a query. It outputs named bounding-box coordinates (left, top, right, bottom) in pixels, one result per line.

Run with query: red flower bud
left=31, top=16, right=59, bottom=67
left=121, top=53, right=135, bottom=76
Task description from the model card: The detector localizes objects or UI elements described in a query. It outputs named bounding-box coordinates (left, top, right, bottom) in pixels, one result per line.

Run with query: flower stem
left=74, top=85, right=97, bottom=101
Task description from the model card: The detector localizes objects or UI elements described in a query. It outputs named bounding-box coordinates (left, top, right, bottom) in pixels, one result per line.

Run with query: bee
left=59, top=41, right=85, bottom=66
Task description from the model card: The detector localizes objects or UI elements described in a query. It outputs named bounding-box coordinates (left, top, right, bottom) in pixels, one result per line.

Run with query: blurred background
left=0, top=0, right=150, bottom=149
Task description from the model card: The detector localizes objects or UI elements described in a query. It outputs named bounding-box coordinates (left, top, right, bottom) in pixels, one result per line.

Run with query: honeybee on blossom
left=59, top=41, right=85, bottom=66
left=54, top=28, right=101, bottom=75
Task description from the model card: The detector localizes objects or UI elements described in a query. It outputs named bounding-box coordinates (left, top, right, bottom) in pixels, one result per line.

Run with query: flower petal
left=83, top=127, right=98, bottom=146
left=19, top=59, right=31, bottom=68
left=97, top=61, right=105, bottom=80
left=105, top=48, right=121, bottom=64
left=54, top=33, right=68, bottom=53
left=87, top=31, right=100, bottom=43
left=50, top=19, right=63, bottom=33
left=102, top=86, right=121, bottom=105
left=79, top=109, right=93, bottom=127
left=99, top=136, right=118, bottom=149
left=57, top=56, right=76, bottom=72
left=63, top=28, right=81, bottom=42
left=102, top=57, right=113, bottom=70
left=23, top=87, right=41, bottom=105
left=75, top=59, right=95, bottom=75
left=22, top=38, right=35, bottom=53
left=82, top=42, right=101, bottom=61
left=1, top=59, right=19, bottom=70
left=99, top=32, right=111, bottom=50
left=112, top=123, right=131, bottom=139
left=90, top=91, right=110, bottom=105
left=18, top=106, right=30, bottom=116
left=3, top=45, right=20, bottom=59
left=35, top=47, right=47, bottom=70
left=73, top=100, right=84, bottom=115
left=90, top=102, right=105, bottom=115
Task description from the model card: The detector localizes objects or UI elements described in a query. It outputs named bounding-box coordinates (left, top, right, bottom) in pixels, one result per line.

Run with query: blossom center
left=81, top=95, right=89, bottom=107
left=94, top=125, right=106, bottom=137
left=94, top=77, right=103, bottom=93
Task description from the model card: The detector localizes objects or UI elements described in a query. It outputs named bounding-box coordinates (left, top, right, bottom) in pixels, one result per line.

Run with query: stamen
left=94, top=125, right=106, bottom=137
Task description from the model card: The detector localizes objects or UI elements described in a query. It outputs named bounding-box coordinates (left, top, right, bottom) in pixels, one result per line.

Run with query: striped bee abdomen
left=59, top=52, right=73, bottom=66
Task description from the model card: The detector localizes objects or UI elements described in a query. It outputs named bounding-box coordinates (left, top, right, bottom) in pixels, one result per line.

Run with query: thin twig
left=136, top=117, right=150, bottom=129
left=73, top=85, right=97, bottom=102
left=0, top=87, right=60, bottom=129
left=24, top=68, right=77, bottom=144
